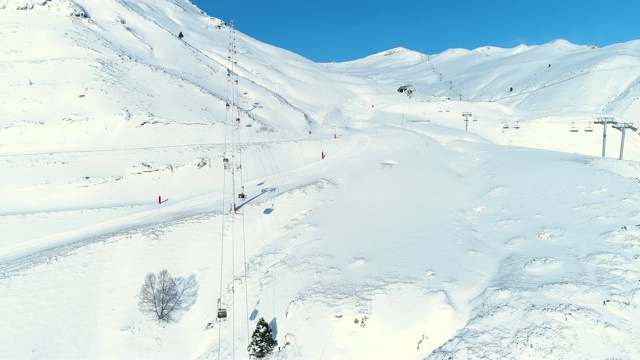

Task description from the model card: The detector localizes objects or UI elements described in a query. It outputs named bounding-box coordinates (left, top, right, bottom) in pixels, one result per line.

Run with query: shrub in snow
left=69, top=8, right=87, bottom=17
left=16, top=3, right=34, bottom=10
left=247, top=317, right=278, bottom=358
left=5, top=0, right=88, bottom=17
left=138, top=269, right=198, bottom=323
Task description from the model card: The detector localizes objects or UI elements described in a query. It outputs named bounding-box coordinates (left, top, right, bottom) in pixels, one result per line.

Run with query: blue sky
left=192, top=0, right=640, bottom=62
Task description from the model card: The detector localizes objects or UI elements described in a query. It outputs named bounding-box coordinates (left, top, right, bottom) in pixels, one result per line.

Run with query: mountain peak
left=364, top=47, right=425, bottom=62
left=542, top=38, right=593, bottom=50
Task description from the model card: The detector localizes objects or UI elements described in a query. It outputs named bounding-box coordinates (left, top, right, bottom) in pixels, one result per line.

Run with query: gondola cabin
left=217, top=308, right=227, bottom=320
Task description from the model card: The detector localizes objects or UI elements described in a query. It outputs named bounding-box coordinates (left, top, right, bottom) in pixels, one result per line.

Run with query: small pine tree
left=247, top=317, right=278, bottom=358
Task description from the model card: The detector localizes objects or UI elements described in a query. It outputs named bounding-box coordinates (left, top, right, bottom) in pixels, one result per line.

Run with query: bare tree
left=138, top=269, right=198, bottom=323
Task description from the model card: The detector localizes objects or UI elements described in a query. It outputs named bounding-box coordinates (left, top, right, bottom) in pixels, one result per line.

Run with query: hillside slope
left=2, top=1, right=640, bottom=359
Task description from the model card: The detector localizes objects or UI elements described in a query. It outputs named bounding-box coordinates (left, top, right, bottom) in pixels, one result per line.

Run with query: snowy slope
left=329, top=40, right=640, bottom=121
left=0, top=0, right=377, bottom=155
left=3, top=1, right=640, bottom=359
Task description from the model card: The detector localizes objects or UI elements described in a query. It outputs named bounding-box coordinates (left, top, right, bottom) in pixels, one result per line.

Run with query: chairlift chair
left=473, top=115, right=478, bottom=122
left=570, top=122, right=578, bottom=132
left=585, top=122, right=594, bottom=132
left=514, top=121, right=520, bottom=129
left=502, top=122, right=509, bottom=129
left=238, top=186, right=246, bottom=200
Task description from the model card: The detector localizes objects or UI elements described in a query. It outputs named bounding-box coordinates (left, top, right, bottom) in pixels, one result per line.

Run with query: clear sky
left=192, top=0, right=640, bottom=63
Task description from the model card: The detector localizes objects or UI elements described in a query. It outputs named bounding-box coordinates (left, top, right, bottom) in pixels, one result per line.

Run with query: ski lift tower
left=462, top=112, right=472, bottom=131
left=594, top=117, right=617, bottom=157
left=612, top=122, right=638, bottom=160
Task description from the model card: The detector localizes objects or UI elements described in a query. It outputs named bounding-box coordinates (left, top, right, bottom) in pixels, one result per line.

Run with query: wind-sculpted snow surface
left=426, top=160, right=640, bottom=358
left=4, top=0, right=640, bottom=358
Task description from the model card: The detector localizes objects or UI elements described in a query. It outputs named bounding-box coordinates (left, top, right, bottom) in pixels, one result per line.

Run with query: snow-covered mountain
left=334, top=39, right=640, bottom=119
left=3, top=0, right=640, bottom=359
